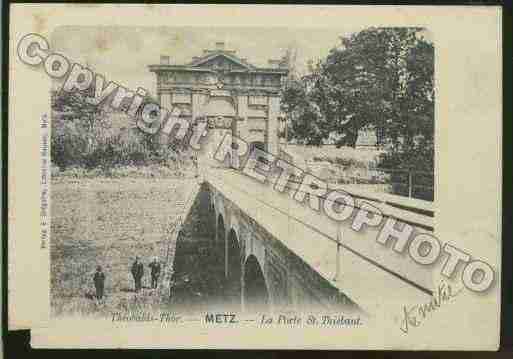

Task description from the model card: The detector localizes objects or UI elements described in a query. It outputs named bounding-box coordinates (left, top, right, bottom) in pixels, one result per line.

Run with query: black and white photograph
left=48, top=25, right=434, bottom=319
left=6, top=4, right=502, bottom=351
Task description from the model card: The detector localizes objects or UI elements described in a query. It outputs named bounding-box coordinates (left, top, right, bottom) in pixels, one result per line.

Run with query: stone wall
left=208, top=183, right=360, bottom=313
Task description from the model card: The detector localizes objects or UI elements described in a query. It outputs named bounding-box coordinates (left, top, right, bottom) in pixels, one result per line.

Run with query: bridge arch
left=243, top=254, right=269, bottom=312
left=229, top=215, right=241, bottom=245
left=209, top=188, right=215, bottom=212
left=214, top=192, right=225, bottom=223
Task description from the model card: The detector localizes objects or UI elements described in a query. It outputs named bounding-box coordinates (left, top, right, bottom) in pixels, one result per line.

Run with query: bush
left=51, top=131, right=89, bottom=169
left=51, top=123, right=182, bottom=172
left=311, top=155, right=368, bottom=170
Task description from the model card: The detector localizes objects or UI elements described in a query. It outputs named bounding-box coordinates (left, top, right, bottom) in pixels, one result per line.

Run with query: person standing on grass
left=93, top=265, right=105, bottom=301
left=148, top=257, right=161, bottom=289
left=193, top=155, right=199, bottom=178
left=131, top=256, right=144, bottom=292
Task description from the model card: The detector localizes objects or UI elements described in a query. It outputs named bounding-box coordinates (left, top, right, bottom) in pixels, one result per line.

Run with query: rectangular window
left=249, top=96, right=267, bottom=106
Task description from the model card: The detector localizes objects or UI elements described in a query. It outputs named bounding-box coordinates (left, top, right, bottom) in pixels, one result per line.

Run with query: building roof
left=149, top=43, right=288, bottom=75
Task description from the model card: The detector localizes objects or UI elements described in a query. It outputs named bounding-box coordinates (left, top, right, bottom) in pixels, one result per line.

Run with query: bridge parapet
left=278, top=174, right=434, bottom=231
left=204, top=168, right=436, bottom=316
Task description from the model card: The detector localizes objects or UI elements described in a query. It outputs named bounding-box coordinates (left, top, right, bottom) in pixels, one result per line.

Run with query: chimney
left=215, top=42, right=225, bottom=51
left=160, top=55, right=170, bottom=65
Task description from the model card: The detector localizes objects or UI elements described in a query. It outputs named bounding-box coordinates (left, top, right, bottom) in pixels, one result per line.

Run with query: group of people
left=131, top=256, right=162, bottom=292
left=92, top=256, right=162, bottom=301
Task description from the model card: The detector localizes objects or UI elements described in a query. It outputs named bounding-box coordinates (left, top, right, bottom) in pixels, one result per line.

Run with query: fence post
left=284, top=118, right=288, bottom=149
left=408, top=170, right=413, bottom=198
left=334, top=227, right=342, bottom=282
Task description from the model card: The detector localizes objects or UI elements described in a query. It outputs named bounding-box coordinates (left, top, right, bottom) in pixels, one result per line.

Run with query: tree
left=281, top=27, right=434, bottom=150
left=281, top=27, right=434, bottom=199
left=378, top=35, right=435, bottom=200
left=51, top=89, right=107, bottom=168
left=51, top=89, right=153, bottom=168
left=280, top=74, right=325, bottom=145
left=51, top=89, right=108, bottom=135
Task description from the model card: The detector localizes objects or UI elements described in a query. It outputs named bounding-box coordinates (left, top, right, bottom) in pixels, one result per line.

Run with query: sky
left=50, top=25, right=367, bottom=96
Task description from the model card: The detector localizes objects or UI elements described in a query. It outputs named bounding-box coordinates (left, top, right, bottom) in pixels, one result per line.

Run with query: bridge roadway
left=205, top=167, right=434, bottom=315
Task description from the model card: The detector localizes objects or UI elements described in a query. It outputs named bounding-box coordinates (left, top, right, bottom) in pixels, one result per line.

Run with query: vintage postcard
left=8, top=4, right=502, bottom=350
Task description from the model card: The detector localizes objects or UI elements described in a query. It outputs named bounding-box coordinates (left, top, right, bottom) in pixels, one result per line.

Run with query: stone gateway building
left=149, top=42, right=289, bottom=163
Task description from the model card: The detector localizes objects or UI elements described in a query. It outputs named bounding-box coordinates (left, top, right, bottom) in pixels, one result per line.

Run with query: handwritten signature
left=399, top=281, right=463, bottom=334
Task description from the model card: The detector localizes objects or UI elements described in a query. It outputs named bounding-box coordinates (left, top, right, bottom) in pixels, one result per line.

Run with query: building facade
left=149, top=42, right=288, bottom=163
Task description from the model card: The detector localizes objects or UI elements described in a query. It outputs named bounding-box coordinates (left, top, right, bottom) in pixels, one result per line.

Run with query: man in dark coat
left=148, top=257, right=161, bottom=289
left=93, top=265, right=105, bottom=300
left=192, top=155, right=199, bottom=178
left=131, top=256, right=144, bottom=292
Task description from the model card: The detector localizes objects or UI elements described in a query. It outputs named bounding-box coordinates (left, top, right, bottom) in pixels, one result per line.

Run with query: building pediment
left=189, top=52, right=255, bottom=72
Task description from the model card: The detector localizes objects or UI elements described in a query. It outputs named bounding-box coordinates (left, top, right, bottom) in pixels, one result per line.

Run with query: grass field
left=50, top=177, right=196, bottom=318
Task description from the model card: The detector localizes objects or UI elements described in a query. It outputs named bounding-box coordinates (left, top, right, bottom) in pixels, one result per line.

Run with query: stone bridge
left=174, top=167, right=435, bottom=317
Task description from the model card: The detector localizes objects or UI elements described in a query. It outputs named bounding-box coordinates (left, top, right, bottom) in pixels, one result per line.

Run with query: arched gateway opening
left=246, top=141, right=267, bottom=169
left=244, top=255, right=269, bottom=312
left=249, top=141, right=266, bottom=152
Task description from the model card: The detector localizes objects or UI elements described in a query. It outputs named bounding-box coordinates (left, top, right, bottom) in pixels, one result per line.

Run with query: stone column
left=154, top=92, right=172, bottom=148
left=237, top=95, right=248, bottom=122
left=192, top=92, right=211, bottom=169
left=266, top=96, right=281, bottom=155
left=231, top=116, right=239, bottom=169
left=161, top=92, right=172, bottom=109
left=191, top=92, right=205, bottom=122
left=236, top=94, right=249, bottom=139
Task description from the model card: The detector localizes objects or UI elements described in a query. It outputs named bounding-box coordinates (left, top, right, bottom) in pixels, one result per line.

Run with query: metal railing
left=307, top=162, right=434, bottom=201
left=369, top=167, right=434, bottom=201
